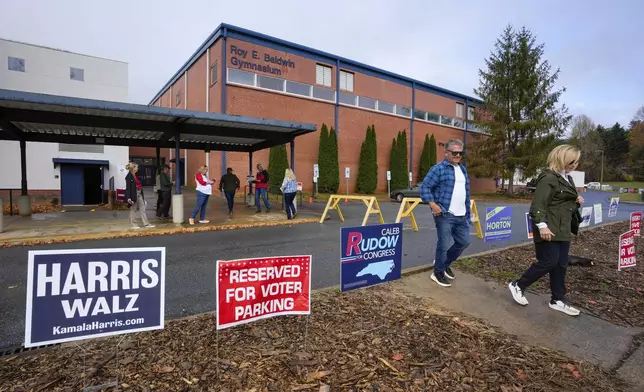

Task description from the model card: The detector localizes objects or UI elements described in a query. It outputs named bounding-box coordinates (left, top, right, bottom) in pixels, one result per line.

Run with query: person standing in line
left=154, top=168, right=162, bottom=213
left=219, top=167, right=241, bottom=218
left=419, top=138, right=471, bottom=288
left=281, top=168, right=298, bottom=219
left=156, top=164, right=173, bottom=219
left=189, top=165, right=215, bottom=225
left=125, top=162, right=155, bottom=229
left=509, top=144, right=584, bottom=316
left=253, top=163, right=271, bottom=213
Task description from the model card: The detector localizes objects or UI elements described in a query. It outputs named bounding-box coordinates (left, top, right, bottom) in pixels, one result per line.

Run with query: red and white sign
left=297, top=182, right=303, bottom=191
left=619, top=230, right=637, bottom=271
left=630, top=212, right=642, bottom=237
left=216, top=255, right=311, bottom=330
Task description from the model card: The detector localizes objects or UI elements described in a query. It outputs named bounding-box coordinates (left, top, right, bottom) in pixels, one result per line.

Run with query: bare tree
left=569, top=114, right=603, bottom=181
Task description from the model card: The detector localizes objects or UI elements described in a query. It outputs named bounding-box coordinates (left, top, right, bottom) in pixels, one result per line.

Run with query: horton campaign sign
left=340, top=223, right=403, bottom=292
left=485, top=206, right=513, bottom=243
left=25, top=248, right=166, bottom=348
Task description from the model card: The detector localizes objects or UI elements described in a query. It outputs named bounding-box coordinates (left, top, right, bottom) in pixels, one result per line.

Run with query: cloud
left=0, top=0, right=641, bottom=126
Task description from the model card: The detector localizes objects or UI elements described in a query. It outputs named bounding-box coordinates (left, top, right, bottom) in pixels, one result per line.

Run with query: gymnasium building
left=138, top=23, right=494, bottom=193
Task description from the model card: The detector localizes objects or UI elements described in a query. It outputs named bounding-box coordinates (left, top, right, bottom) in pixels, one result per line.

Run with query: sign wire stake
left=216, top=327, right=220, bottom=381
left=75, top=341, right=87, bottom=390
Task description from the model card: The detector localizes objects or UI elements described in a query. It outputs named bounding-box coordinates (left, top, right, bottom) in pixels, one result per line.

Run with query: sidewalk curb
left=0, top=217, right=319, bottom=248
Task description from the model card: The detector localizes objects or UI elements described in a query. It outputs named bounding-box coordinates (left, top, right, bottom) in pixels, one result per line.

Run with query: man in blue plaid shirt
left=420, top=138, right=471, bottom=287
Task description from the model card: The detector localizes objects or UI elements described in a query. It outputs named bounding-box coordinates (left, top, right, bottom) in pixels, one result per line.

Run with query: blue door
left=61, top=164, right=84, bottom=205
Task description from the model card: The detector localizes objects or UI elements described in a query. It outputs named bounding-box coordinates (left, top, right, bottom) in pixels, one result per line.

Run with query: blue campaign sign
left=340, top=223, right=403, bottom=292
left=485, top=206, right=513, bottom=243
left=25, top=247, right=165, bottom=348
left=525, top=212, right=534, bottom=239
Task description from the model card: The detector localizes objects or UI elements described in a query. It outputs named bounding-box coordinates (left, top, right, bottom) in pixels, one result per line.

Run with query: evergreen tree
left=328, top=127, right=340, bottom=193
left=392, top=130, right=409, bottom=189
left=357, top=125, right=378, bottom=194
left=469, top=24, right=571, bottom=193
left=268, top=144, right=289, bottom=190
left=317, top=123, right=330, bottom=192
left=418, top=134, right=431, bottom=181
left=429, top=134, right=437, bottom=166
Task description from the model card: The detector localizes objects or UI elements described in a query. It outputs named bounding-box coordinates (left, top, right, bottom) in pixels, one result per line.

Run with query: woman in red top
left=189, top=165, right=215, bottom=225
left=125, top=162, right=155, bottom=229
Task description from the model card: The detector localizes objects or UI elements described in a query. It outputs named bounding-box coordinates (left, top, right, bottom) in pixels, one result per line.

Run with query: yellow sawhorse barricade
left=319, top=195, right=385, bottom=226
left=394, top=197, right=483, bottom=239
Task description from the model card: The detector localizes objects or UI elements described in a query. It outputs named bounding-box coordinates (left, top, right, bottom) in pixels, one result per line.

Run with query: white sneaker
left=132, top=226, right=141, bottom=230
left=549, top=300, right=580, bottom=316
left=143, top=224, right=155, bottom=228
left=509, top=281, right=529, bottom=306
left=199, top=220, right=210, bottom=224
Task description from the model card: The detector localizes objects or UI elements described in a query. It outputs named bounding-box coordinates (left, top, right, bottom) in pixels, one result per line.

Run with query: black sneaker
left=431, top=272, right=451, bottom=287
left=444, top=266, right=455, bottom=280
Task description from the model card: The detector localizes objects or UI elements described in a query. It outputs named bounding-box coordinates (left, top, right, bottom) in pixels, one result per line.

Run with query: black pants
left=284, top=192, right=297, bottom=219
left=157, top=190, right=171, bottom=217
left=224, top=191, right=235, bottom=213
left=517, top=241, right=570, bottom=302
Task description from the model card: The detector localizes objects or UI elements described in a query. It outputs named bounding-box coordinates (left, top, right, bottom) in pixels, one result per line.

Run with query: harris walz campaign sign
left=25, top=247, right=165, bottom=347
left=340, top=223, right=403, bottom=292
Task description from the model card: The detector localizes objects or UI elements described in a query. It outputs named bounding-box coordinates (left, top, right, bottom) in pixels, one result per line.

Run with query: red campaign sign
left=619, top=230, right=637, bottom=271
left=216, top=255, right=311, bottom=330
left=631, top=212, right=642, bottom=237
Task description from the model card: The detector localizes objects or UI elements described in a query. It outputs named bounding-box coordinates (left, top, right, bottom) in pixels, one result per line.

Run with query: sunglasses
left=447, top=150, right=464, bottom=157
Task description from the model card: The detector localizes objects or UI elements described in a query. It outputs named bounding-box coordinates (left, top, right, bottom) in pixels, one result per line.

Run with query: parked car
left=525, top=179, right=537, bottom=193
left=390, top=184, right=423, bottom=203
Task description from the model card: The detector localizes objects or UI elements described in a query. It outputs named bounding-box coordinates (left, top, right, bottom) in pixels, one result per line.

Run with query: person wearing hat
left=156, top=163, right=173, bottom=219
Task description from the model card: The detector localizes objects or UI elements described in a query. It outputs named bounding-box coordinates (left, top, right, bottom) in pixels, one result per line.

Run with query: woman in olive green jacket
left=509, top=145, right=585, bottom=316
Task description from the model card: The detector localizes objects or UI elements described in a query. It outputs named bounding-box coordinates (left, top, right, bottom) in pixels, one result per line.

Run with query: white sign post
left=345, top=167, right=350, bottom=196
left=409, top=172, right=412, bottom=189
left=313, top=164, right=319, bottom=197
left=386, top=171, right=391, bottom=196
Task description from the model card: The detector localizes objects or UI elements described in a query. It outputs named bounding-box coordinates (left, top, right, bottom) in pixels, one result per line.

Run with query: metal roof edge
left=148, top=22, right=483, bottom=106
left=0, top=89, right=317, bottom=131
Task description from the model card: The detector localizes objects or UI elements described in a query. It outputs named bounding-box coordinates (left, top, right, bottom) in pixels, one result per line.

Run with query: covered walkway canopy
left=0, top=89, right=316, bottom=220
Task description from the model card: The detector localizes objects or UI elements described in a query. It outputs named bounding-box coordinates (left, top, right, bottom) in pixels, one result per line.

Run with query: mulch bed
left=0, top=285, right=626, bottom=391
left=456, top=221, right=644, bottom=327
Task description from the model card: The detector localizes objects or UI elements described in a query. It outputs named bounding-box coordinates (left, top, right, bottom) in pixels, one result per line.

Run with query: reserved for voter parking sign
left=24, top=247, right=166, bottom=348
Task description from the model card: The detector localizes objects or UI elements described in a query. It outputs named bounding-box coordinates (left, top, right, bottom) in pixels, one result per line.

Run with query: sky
left=1, top=0, right=642, bottom=128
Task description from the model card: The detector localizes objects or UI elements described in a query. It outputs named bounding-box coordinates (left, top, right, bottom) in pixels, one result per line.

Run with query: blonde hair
left=547, top=145, right=580, bottom=172
left=125, top=162, right=138, bottom=172
left=284, top=168, right=296, bottom=181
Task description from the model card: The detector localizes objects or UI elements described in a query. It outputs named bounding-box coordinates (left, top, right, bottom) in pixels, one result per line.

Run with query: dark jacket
left=529, top=169, right=582, bottom=242
left=220, top=173, right=240, bottom=193
left=125, top=172, right=142, bottom=206
left=159, top=172, right=172, bottom=192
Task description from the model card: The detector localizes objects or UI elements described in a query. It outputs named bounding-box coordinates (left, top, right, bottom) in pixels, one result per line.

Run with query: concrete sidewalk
left=396, top=271, right=644, bottom=390
left=0, top=192, right=317, bottom=246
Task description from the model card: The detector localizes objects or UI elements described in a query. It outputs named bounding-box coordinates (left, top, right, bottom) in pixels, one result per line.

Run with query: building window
left=285, top=80, right=311, bottom=96
left=228, top=68, right=255, bottom=86
left=257, top=74, right=284, bottom=91
left=396, top=106, right=412, bottom=117
left=70, top=67, right=84, bottom=81
left=456, top=102, right=464, bottom=118
left=414, top=109, right=427, bottom=121
left=8, top=57, right=25, bottom=72
left=339, top=91, right=357, bottom=105
left=427, top=112, right=440, bottom=123
left=339, top=70, right=354, bottom=92
left=358, top=96, right=376, bottom=110
left=467, top=106, right=475, bottom=121
left=316, top=64, right=332, bottom=87
left=210, top=63, right=218, bottom=86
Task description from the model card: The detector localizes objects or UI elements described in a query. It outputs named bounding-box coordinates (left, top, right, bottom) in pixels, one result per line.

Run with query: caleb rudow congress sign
left=24, top=248, right=165, bottom=348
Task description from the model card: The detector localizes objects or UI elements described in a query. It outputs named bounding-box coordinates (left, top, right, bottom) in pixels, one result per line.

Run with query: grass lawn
left=606, top=181, right=644, bottom=189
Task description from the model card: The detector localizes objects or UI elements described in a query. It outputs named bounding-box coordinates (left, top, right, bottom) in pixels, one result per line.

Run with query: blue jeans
left=284, top=192, right=297, bottom=219
left=224, top=191, right=235, bottom=213
left=191, top=191, right=210, bottom=220
left=255, top=188, right=271, bottom=211
left=434, top=213, right=471, bottom=274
